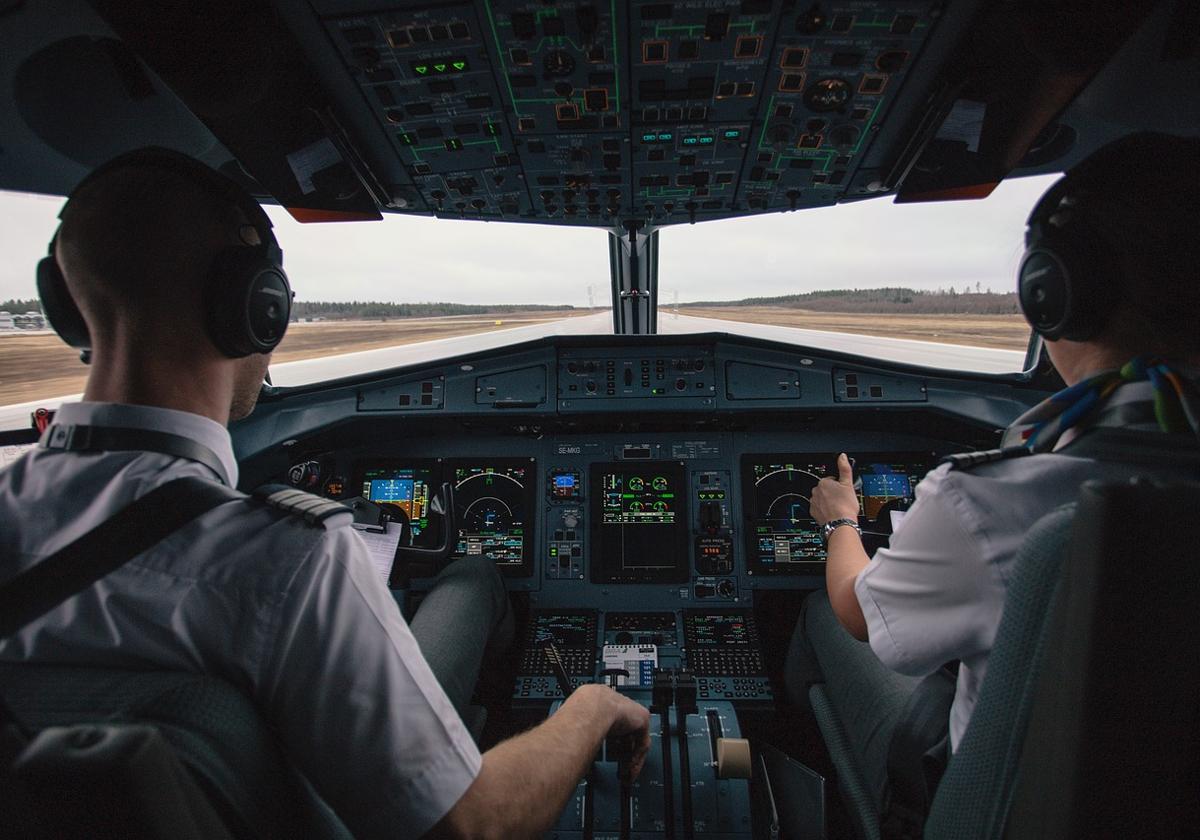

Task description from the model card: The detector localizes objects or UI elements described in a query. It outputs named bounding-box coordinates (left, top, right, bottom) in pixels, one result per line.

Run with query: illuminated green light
left=414, top=65, right=428, bottom=74
left=723, top=129, right=741, bottom=139
left=698, top=136, right=714, bottom=144
left=657, top=132, right=673, bottom=141
left=642, top=132, right=657, bottom=142
left=433, top=63, right=448, bottom=73
left=682, top=136, right=698, bottom=145
left=452, top=61, right=466, bottom=70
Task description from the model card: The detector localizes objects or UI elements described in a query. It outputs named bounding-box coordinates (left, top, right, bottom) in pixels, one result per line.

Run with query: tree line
left=290, top=300, right=575, bottom=320
left=0, top=298, right=41, bottom=313
left=1, top=299, right=575, bottom=319
left=5, top=289, right=1020, bottom=318
left=678, top=287, right=1021, bottom=316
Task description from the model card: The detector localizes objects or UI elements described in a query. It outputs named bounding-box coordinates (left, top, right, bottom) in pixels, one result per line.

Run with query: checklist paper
left=601, top=644, right=658, bottom=687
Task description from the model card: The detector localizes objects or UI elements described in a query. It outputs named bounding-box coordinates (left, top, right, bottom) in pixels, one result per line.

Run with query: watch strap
left=822, top=517, right=862, bottom=546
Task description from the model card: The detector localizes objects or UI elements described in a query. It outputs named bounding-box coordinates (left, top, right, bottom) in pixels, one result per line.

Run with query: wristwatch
left=821, top=517, right=862, bottom=547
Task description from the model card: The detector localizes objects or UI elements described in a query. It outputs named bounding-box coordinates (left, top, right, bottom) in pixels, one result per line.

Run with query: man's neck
left=82, top=346, right=233, bottom=426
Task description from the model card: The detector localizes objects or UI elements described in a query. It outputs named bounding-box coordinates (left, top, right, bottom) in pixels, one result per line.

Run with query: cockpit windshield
left=0, top=172, right=1053, bottom=415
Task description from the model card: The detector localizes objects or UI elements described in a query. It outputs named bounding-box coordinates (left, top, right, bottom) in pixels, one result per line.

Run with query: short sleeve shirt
left=0, top=402, right=480, bottom=838
left=854, top=447, right=1168, bottom=750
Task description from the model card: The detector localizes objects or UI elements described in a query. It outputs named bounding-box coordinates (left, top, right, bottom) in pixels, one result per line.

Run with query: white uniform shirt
left=854, top=436, right=1168, bottom=750
left=0, top=402, right=480, bottom=838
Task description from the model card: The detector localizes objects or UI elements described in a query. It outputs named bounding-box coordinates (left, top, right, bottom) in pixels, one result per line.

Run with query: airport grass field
left=0, top=308, right=1028, bottom=408
left=677, top=307, right=1030, bottom=350
left=0, top=311, right=586, bottom=407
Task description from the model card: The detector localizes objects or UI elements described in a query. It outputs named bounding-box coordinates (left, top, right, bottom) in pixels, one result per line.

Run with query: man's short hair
left=55, top=163, right=240, bottom=325
left=1047, top=132, right=1200, bottom=353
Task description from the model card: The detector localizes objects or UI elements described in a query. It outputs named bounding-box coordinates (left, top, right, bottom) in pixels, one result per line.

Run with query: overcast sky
left=0, top=173, right=1057, bottom=308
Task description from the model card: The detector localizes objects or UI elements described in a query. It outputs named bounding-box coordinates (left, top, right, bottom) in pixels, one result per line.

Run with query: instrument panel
left=263, top=336, right=1031, bottom=600
left=330, top=434, right=940, bottom=595
left=258, top=336, right=1032, bottom=711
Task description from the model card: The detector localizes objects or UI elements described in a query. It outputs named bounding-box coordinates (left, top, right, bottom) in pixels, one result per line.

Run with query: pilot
left=0, top=149, right=649, bottom=838
left=787, top=132, right=1200, bottom=816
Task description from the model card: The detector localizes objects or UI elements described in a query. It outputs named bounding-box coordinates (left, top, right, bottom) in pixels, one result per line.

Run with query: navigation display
left=741, top=453, right=933, bottom=575
left=449, top=459, right=535, bottom=576
left=590, top=461, right=689, bottom=583
left=358, top=463, right=440, bottom=548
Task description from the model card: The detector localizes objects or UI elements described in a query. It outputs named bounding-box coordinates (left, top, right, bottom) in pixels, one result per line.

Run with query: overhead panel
left=316, top=1, right=942, bottom=227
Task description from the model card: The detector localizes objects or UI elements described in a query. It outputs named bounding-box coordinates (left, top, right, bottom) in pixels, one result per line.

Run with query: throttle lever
left=538, top=632, right=577, bottom=699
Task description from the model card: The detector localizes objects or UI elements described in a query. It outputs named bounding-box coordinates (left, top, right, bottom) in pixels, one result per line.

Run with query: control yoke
left=393, top=481, right=456, bottom=564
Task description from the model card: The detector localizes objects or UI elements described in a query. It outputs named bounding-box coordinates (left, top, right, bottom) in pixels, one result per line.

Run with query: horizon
left=1, top=283, right=1022, bottom=314
left=0, top=173, right=1058, bottom=307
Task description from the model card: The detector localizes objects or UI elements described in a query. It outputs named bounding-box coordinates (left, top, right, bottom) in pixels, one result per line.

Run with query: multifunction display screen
left=590, top=461, right=689, bottom=583
left=741, top=453, right=933, bottom=575
left=450, top=460, right=535, bottom=574
left=359, top=463, right=440, bottom=548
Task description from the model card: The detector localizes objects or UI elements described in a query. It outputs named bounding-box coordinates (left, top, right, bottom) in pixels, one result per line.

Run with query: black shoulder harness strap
left=0, top=476, right=242, bottom=641
left=40, top=424, right=231, bottom=487
left=940, top=446, right=1032, bottom=471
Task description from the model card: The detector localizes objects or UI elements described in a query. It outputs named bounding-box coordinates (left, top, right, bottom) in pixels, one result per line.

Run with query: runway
left=0, top=312, right=1025, bottom=430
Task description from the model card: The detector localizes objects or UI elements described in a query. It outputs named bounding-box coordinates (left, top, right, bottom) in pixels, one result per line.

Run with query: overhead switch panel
left=317, top=0, right=944, bottom=226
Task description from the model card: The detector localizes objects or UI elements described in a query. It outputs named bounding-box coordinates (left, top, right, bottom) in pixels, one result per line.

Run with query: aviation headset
left=1016, top=173, right=1122, bottom=343
left=37, top=147, right=292, bottom=360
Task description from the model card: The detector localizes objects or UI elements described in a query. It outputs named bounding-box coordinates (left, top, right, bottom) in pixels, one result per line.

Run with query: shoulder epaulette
left=940, top=446, right=1032, bottom=471
left=252, top=484, right=353, bottom=530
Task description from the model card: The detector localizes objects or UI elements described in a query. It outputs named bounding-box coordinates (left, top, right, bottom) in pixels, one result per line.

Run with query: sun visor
left=14, top=36, right=218, bottom=171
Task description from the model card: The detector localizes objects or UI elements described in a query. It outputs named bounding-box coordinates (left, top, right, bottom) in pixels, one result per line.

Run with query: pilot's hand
left=574, top=684, right=652, bottom=779
left=810, top=453, right=860, bottom=525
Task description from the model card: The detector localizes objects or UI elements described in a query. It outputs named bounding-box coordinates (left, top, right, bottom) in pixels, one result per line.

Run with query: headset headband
left=55, top=146, right=282, bottom=265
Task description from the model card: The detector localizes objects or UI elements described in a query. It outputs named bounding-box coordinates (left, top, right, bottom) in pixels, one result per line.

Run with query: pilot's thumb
left=837, top=453, right=853, bottom=484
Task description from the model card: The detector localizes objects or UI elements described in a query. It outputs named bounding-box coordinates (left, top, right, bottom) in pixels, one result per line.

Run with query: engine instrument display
left=741, top=453, right=933, bottom=574
left=450, top=459, right=535, bottom=576
left=590, top=461, right=689, bottom=583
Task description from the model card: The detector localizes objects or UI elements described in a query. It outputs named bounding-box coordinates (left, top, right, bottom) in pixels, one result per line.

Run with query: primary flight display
left=741, top=453, right=933, bottom=575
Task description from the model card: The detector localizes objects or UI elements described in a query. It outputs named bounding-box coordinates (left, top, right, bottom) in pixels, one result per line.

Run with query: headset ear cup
left=205, top=249, right=291, bottom=357
left=36, top=255, right=92, bottom=350
left=1019, top=233, right=1115, bottom=343
left=1018, top=247, right=1071, bottom=340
